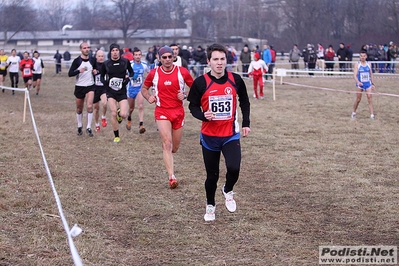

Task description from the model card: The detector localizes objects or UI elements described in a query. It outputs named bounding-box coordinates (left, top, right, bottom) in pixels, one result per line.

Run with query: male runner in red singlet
left=187, top=43, right=251, bottom=221
left=141, top=46, right=194, bottom=189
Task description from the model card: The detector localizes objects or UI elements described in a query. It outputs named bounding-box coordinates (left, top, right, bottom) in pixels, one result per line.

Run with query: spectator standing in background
left=63, top=50, right=71, bottom=69
left=336, top=43, right=348, bottom=72
left=268, top=45, right=276, bottom=79
left=193, top=45, right=207, bottom=77
left=180, top=45, right=191, bottom=67
left=324, top=45, right=336, bottom=75
left=145, top=46, right=156, bottom=69
left=306, top=44, right=317, bottom=76
left=240, top=45, right=251, bottom=78
left=225, top=45, right=234, bottom=72
left=389, top=43, right=398, bottom=73
left=54, top=50, right=62, bottom=74
left=316, top=43, right=324, bottom=70
left=346, top=45, right=353, bottom=71
left=377, top=44, right=386, bottom=73
left=262, top=45, right=272, bottom=79
left=289, top=44, right=301, bottom=77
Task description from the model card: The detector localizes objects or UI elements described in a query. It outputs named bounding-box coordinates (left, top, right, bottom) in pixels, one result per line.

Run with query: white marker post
left=23, top=89, right=28, bottom=123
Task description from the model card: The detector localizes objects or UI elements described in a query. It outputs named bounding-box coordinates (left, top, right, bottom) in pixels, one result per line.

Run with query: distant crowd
left=288, top=41, right=398, bottom=74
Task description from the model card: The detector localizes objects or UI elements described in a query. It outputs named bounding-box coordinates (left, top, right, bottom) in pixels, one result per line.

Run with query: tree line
left=1, top=0, right=398, bottom=52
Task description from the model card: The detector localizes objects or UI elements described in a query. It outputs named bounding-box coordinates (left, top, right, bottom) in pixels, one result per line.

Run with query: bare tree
left=111, top=0, right=150, bottom=43
left=380, top=0, right=399, bottom=36
left=39, top=0, right=71, bottom=30
left=185, top=0, right=218, bottom=42
left=0, top=0, right=35, bottom=43
left=72, top=0, right=109, bottom=30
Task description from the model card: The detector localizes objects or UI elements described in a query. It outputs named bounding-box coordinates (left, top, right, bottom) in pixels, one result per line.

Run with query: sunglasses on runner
left=161, top=55, right=173, bottom=59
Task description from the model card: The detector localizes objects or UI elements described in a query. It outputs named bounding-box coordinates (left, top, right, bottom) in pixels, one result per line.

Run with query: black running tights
left=9, top=72, right=18, bottom=88
left=202, top=140, right=241, bottom=206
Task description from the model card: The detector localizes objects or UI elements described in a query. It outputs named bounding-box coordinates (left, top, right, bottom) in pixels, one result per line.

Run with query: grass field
left=1, top=69, right=399, bottom=265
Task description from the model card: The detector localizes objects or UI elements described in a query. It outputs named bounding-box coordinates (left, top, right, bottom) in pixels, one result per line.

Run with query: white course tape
left=17, top=87, right=84, bottom=265
left=283, top=81, right=399, bottom=98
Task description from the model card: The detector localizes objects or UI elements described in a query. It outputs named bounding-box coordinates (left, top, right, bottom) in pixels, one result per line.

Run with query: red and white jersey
left=19, top=59, right=34, bottom=78
left=144, top=65, right=193, bottom=109
left=248, top=59, right=268, bottom=76
left=201, top=72, right=239, bottom=137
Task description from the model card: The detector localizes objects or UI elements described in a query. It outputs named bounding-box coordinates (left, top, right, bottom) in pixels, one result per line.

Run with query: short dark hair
left=206, top=43, right=226, bottom=60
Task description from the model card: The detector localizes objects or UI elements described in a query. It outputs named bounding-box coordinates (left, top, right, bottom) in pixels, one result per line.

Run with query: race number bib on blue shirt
left=109, top=77, right=123, bottom=91
left=130, top=76, right=143, bottom=87
left=209, top=95, right=233, bottom=120
left=360, top=72, right=370, bottom=82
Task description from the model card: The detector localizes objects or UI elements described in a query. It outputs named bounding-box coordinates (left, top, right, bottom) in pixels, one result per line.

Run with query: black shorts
left=93, top=86, right=107, bottom=104
left=33, top=74, right=42, bottom=81
left=23, top=77, right=33, bottom=83
left=74, top=85, right=95, bottom=99
left=0, top=70, right=6, bottom=76
left=106, top=88, right=127, bottom=102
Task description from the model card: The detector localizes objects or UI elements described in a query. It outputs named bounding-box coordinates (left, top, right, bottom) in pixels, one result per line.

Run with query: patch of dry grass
left=1, top=71, right=399, bottom=265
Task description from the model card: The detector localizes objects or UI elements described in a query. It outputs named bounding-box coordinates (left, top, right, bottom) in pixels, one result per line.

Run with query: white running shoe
left=370, top=114, right=375, bottom=119
left=204, top=205, right=215, bottom=221
left=351, top=112, right=356, bottom=118
left=222, top=185, right=236, bottom=212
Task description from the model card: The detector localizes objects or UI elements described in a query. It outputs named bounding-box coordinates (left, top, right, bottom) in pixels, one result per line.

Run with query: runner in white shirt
left=6, top=49, right=21, bottom=95
left=68, top=42, right=96, bottom=137
left=32, top=51, right=44, bottom=96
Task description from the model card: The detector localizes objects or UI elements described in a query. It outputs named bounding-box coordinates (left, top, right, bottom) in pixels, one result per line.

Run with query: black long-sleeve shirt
left=100, top=57, right=134, bottom=91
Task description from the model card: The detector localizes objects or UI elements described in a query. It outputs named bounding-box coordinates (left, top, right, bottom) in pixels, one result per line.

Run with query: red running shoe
left=169, top=175, right=178, bottom=189
left=101, top=118, right=107, bottom=127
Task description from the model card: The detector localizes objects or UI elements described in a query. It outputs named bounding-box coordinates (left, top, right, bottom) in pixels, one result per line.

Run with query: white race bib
left=209, top=95, right=233, bottom=120
left=24, top=68, right=31, bottom=75
left=360, top=72, right=370, bottom=82
left=130, top=76, right=143, bottom=87
left=109, top=77, right=123, bottom=91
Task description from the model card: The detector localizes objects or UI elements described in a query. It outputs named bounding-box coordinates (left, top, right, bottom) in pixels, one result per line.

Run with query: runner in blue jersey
left=126, top=48, right=149, bottom=133
left=352, top=50, right=375, bottom=119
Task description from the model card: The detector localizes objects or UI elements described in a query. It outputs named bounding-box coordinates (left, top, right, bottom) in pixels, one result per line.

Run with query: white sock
left=87, top=112, right=93, bottom=129
left=102, top=115, right=106, bottom=119
left=76, top=113, right=83, bottom=127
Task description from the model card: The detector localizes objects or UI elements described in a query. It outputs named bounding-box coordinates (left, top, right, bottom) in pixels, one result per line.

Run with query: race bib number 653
left=209, top=95, right=233, bottom=120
